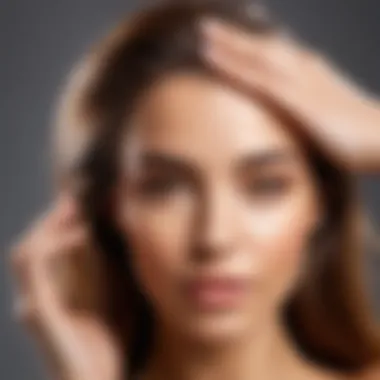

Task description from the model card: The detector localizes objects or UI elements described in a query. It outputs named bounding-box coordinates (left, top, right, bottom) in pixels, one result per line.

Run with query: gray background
left=1, top=0, right=380, bottom=378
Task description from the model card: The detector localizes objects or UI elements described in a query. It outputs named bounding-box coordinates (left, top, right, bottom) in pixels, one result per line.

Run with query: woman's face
left=115, top=72, right=322, bottom=344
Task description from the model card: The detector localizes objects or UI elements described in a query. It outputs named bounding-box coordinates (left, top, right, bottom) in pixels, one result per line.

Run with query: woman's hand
left=10, top=193, right=123, bottom=380
left=200, top=18, right=380, bottom=173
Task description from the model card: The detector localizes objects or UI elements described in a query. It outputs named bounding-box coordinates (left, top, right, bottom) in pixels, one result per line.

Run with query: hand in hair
left=200, top=18, right=380, bottom=173
left=10, top=193, right=123, bottom=380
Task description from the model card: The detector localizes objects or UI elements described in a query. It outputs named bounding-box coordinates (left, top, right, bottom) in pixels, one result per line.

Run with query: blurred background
left=1, top=0, right=380, bottom=378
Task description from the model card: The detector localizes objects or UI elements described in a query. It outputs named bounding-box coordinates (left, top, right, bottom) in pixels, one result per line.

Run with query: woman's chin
left=178, top=310, right=254, bottom=346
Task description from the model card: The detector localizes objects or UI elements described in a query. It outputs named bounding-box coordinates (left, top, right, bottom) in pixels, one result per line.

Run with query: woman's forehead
left=123, top=72, right=301, bottom=162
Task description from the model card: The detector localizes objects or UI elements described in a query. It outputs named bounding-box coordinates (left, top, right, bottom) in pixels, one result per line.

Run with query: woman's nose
left=193, top=188, right=239, bottom=260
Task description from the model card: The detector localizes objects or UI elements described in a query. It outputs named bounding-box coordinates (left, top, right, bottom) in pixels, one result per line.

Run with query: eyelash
left=138, top=176, right=187, bottom=198
left=245, top=176, right=292, bottom=197
left=138, top=175, right=292, bottom=200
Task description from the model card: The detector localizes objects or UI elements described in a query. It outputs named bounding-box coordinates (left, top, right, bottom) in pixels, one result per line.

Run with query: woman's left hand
left=200, top=18, right=380, bottom=173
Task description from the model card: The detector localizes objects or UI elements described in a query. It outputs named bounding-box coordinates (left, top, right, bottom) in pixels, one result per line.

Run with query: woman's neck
left=140, top=315, right=334, bottom=380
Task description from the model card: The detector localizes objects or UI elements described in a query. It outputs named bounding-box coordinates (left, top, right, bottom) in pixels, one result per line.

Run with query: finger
left=12, top=195, right=80, bottom=255
left=54, top=192, right=81, bottom=230
left=12, top=224, right=89, bottom=294
left=200, top=18, right=305, bottom=77
left=12, top=225, right=90, bottom=321
left=201, top=17, right=272, bottom=55
left=203, top=37, right=299, bottom=107
left=10, top=209, right=78, bottom=272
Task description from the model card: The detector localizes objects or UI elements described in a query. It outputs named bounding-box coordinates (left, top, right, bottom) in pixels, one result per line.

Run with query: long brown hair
left=51, top=0, right=380, bottom=377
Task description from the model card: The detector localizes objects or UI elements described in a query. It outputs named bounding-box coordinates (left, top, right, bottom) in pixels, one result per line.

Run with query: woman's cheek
left=247, top=193, right=317, bottom=301
left=121, top=200, right=192, bottom=304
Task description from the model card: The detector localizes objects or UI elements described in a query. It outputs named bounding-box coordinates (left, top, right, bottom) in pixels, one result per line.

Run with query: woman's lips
left=184, top=276, right=249, bottom=310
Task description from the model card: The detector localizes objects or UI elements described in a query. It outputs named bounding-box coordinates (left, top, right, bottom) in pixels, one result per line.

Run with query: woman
left=10, top=0, right=380, bottom=379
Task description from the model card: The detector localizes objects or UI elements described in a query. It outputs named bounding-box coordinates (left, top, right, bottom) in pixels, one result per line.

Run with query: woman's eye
left=138, top=176, right=187, bottom=198
left=246, top=177, right=291, bottom=197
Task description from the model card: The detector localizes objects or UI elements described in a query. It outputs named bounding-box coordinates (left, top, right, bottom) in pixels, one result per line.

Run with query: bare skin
left=114, top=73, right=338, bottom=380
left=10, top=20, right=380, bottom=380
left=10, top=194, right=123, bottom=380
left=199, top=18, right=380, bottom=173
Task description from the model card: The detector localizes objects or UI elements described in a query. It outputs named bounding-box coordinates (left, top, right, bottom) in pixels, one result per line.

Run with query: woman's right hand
left=10, top=193, right=123, bottom=380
